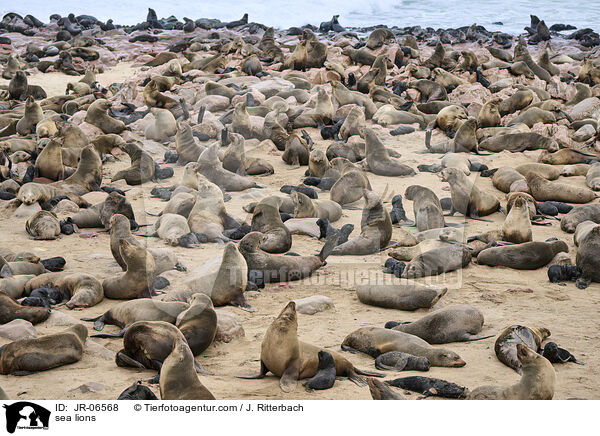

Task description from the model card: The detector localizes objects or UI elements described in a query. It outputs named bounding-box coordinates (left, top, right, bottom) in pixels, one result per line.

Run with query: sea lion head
left=440, top=167, right=459, bottom=183
left=110, top=213, right=130, bottom=233
left=404, top=185, right=421, bottom=200
left=317, top=350, right=335, bottom=370
left=17, top=183, right=38, bottom=205
left=436, top=349, right=466, bottom=367
left=275, top=301, right=297, bottom=327
left=402, top=262, right=424, bottom=278
left=188, top=292, right=213, bottom=309
left=516, top=343, right=539, bottom=367
left=68, top=323, right=89, bottom=343
left=239, top=231, right=267, bottom=253
left=548, top=239, right=568, bottom=256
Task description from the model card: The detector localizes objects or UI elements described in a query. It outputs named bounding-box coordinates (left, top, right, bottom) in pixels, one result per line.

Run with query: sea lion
left=117, top=381, right=158, bottom=400
left=561, top=204, right=600, bottom=233
left=0, top=293, right=49, bottom=324
left=562, top=164, right=591, bottom=177
left=160, top=338, right=215, bottom=400
left=85, top=99, right=125, bottom=134
left=341, top=327, right=466, bottom=367
left=237, top=302, right=381, bottom=392
left=491, top=167, right=525, bottom=193
left=175, top=293, right=217, bottom=356
left=222, top=133, right=273, bottom=176
left=197, top=144, right=261, bottom=191
left=34, top=138, right=67, bottom=181
left=149, top=213, right=191, bottom=246
left=586, top=162, right=600, bottom=190
left=24, top=272, right=103, bottom=309
left=175, top=122, right=204, bottom=164
left=574, top=220, right=600, bottom=247
left=239, top=231, right=337, bottom=283
left=114, top=321, right=204, bottom=372
left=479, top=133, right=558, bottom=153
left=388, top=305, right=492, bottom=343
left=187, top=176, right=237, bottom=242
left=145, top=108, right=177, bottom=142
left=575, top=225, right=600, bottom=289
left=0, top=275, right=35, bottom=299
left=386, top=376, right=467, bottom=399
left=469, top=344, right=555, bottom=400
left=102, top=239, right=156, bottom=299
left=331, top=190, right=391, bottom=255
left=250, top=197, right=292, bottom=253
left=330, top=167, right=372, bottom=205
left=477, top=98, right=502, bottom=127
left=356, top=283, right=447, bottom=310
left=404, top=185, right=445, bottom=231
left=539, top=149, right=597, bottom=165
left=478, top=240, right=568, bottom=270
left=207, top=243, right=251, bottom=309
left=363, top=128, right=414, bottom=176
left=302, top=350, right=336, bottom=392
left=498, top=89, right=535, bottom=116
left=441, top=168, right=501, bottom=218
left=374, top=351, right=430, bottom=372
left=526, top=173, right=597, bottom=203
left=502, top=196, right=532, bottom=243
left=515, top=163, right=560, bottom=180
left=367, top=377, right=406, bottom=400
left=402, top=244, right=471, bottom=278
left=111, top=142, right=155, bottom=185
left=25, top=211, right=60, bottom=240
left=494, top=325, right=550, bottom=373
left=16, top=97, right=43, bottom=135
left=291, top=190, right=342, bottom=222
left=82, top=299, right=188, bottom=331
left=0, top=324, right=87, bottom=375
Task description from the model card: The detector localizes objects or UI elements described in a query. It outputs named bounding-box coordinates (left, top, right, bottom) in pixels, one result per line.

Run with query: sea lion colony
left=0, top=11, right=597, bottom=400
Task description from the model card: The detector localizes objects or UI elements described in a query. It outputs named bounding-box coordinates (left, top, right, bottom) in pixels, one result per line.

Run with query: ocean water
left=4, top=0, right=600, bottom=35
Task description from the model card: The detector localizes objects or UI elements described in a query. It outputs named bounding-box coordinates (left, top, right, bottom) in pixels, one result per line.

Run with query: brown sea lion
left=331, top=190, right=391, bottom=255
left=24, top=272, right=104, bottom=309
left=363, top=128, right=414, bottom=176
left=498, top=89, right=534, bottom=116
left=341, top=327, right=466, bottom=367
left=469, top=344, right=555, bottom=399
left=526, top=173, right=597, bottom=203
left=330, top=167, right=372, bottom=206
left=561, top=204, right=600, bottom=233
left=239, top=232, right=337, bottom=283
left=479, top=133, right=558, bottom=153
left=291, top=190, right=342, bottom=222
left=441, top=168, right=501, bottom=218
left=25, top=211, right=60, bottom=240
left=102, top=240, right=156, bottom=299
left=0, top=293, right=49, bottom=324
left=539, top=149, right=597, bottom=165
left=585, top=162, right=600, bottom=190
left=237, top=302, right=382, bottom=392
left=356, top=283, right=447, bottom=310
left=175, top=122, right=204, bottom=164
left=502, top=197, right=532, bottom=243
left=207, top=243, right=251, bottom=309
left=494, top=325, right=550, bottom=373
left=402, top=244, right=472, bottom=278
left=82, top=299, right=188, bottom=331
left=389, top=305, right=492, bottom=343
left=477, top=240, right=568, bottom=269
left=515, top=163, right=560, bottom=180
left=160, top=338, right=215, bottom=400
left=111, top=142, right=155, bottom=185
left=197, top=144, right=262, bottom=191
left=404, top=185, right=445, bottom=231
left=477, top=98, right=502, bottom=128
left=85, top=99, right=125, bottom=134
left=250, top=196, right=292, bottom=253
left=0, top=324, right=87, bottom=375
left=175, top=293, right=217, bottom=356
left=16, top=97, right=43, bottom=135
left=575, top=225, right=600, bottom=289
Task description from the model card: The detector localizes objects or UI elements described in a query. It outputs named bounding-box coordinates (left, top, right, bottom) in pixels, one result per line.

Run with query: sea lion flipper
left=340, top=344, right=360, bottom=354
left=318, top=232, right=340, bottom=261
left=194, top=360, right=214, bottom=375
left=236, top=360, right=268, bottom=379
left=91, top=327, right=128, bottom=338
left=280, top=359, right=301, bottom=393
left=354, top=367, right=385, bottom=378
left=462, top=333, right=495, bottom=342
left=11, top=370, right=36, bottom=376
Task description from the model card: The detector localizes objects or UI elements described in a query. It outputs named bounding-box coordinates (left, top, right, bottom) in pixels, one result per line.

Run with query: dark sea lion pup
left=117, top=381, right=158, bottom=400
left=541, top=342, right=583, bottom=365
left=302, top=350, right=336, bottom=392
left=236, top=302, right=382, bottom=392
left=386, top=376, right=467, bottom=399
left=368, top=378, right=405, bottom=400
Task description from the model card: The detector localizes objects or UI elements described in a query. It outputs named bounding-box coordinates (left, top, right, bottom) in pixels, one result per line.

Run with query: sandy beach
left=0, top=14, right=598, bottom=401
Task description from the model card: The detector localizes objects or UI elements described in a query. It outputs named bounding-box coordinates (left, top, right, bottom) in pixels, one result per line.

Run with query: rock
left=85, top=339, right=115, bottom=360
left=570, top=97, right=600, bottom=121
left=448, top=82, right=492, bottom=106
left=196, top=95, right=230, bottom=112
left=69, top=382, right=104, bottom=393
left=45, top=310, right=82, bottom=326
left=249, top=78, right=294, bottom=99
left=0, top=319, right=37, bottom=340
left=0, top=179, right=20, bottom=193
left=488, top=78, right=513, bottom=93
left=13, top=202, right=41, bottom=218
left=293, top=295, right=334, bottom=315
left=53, top=199, right=79, bottom=214
left=214, top=309, right=244, bottom=342
left=572, top=124, right=596, bottom=142
left=82, top=191, right=108, bottom=204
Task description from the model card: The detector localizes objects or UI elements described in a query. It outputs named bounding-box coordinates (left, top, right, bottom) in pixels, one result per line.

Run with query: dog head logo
left=3, top=402, right=50, bottom=433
